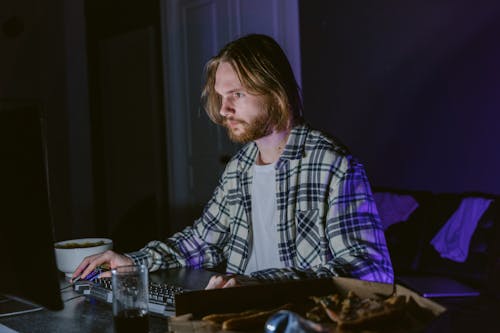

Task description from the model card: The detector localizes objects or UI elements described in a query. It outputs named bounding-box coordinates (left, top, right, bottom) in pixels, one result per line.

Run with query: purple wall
left=300, top=0, right=500, bottom=194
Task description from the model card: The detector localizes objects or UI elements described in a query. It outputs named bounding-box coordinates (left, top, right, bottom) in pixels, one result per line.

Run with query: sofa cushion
left=374, top=189, right=433, bottom=275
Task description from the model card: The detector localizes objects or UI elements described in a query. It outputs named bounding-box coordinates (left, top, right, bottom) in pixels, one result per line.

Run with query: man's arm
left=125, top=168, right=234, bottom=272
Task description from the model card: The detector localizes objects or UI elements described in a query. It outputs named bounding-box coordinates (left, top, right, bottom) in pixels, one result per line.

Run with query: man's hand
left=204, top=274, right=258, bottom=289
left=70, top=250, right=134, bottom=283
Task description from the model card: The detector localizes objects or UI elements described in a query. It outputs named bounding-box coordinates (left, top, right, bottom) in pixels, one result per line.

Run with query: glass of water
left=111, top=264, right=149, bottom=333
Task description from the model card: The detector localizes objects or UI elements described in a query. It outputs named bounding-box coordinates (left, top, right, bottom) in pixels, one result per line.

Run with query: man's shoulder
left=295, top=125, right=366, bottom=177
left=299, top=124, right=351, bottom=157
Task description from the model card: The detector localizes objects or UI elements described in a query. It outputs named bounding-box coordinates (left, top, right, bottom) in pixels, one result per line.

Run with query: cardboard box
left=172, top=277, right=446, bottom=332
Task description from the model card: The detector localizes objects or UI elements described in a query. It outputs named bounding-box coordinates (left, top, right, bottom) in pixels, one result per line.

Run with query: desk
left=1, top=270, right=498, bottom=333
left=0, top=269, right=215, bottom=333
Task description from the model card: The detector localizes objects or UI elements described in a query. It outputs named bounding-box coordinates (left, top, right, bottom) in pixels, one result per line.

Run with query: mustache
left=223, top=117, right=247, bottom=125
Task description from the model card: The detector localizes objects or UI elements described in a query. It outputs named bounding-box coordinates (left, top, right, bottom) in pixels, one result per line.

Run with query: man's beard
left=223, top=112, right=274, bottom=144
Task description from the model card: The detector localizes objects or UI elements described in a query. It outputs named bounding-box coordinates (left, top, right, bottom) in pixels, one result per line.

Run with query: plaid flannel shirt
left=127, top=124, right=394, bottom=283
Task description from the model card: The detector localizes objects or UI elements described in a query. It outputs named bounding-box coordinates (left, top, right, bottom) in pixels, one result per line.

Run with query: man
left=72, top=34, right=394, bottom=288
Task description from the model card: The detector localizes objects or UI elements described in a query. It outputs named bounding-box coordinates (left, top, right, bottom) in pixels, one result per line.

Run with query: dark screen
left=0, top=104, right=63, bottom=310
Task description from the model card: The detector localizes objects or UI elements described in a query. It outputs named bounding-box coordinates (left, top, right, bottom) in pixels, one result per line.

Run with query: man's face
left=214, top=62, right=273, bottom=143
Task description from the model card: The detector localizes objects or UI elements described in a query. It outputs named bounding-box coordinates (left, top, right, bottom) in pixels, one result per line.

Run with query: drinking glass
left=112, top=264, right=149, bottom=333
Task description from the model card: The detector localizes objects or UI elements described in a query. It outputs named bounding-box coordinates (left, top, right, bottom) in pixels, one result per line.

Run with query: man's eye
left=234, top=92, right=243, bottom=98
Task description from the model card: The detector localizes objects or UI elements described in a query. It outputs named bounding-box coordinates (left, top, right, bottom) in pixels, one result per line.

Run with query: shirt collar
left=237, top=123, right=310, bottom=172
left=280, top=123, right=309, bottom=161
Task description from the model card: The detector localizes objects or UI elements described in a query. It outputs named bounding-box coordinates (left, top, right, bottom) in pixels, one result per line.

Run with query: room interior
left=1, top=0, right=499, bottom=330
left=3, top=0, right=499, bottom=241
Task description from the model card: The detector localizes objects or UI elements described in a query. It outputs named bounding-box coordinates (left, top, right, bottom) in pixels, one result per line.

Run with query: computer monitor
left=0, top=103, right=63, bottom=311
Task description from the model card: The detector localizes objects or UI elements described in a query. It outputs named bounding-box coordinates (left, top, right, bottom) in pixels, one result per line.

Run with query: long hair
left=201, top=34, right=303, bottom=131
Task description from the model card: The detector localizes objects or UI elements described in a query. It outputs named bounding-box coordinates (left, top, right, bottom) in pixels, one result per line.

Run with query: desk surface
left=0, top=268, right=215, bottom=333
left=1, top=270, right=499, bottom=333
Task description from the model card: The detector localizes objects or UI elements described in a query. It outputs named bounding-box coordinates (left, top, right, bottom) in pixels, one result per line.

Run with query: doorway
left=85, top=0, right=167, bottom=252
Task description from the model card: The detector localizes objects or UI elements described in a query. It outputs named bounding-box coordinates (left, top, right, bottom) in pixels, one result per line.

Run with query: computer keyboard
left=73, top=277, right=185, bottom=317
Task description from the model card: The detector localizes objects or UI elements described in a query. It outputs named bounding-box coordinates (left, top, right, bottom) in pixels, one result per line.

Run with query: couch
left=373, top=188, right=500, bottom=299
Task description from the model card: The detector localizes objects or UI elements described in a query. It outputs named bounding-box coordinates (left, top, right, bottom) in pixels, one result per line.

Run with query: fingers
left=70, top=250, right=115, bottom=283
left=205, top=275, right=224, bottom=289
left=222, top=278, right=237, bottom=288
left=205, top=274, right=239, bottom=289
left=71, top=260, right=90, bottom=282
left=71, top=256, right=95, bottom=282
left=97, top=270, right=112, bottom=279
left=80, top=255, right=109, bottom=282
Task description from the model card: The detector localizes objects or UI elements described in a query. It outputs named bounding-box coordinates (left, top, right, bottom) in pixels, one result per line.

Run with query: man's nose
left=220, top=100, right=234, bottom=117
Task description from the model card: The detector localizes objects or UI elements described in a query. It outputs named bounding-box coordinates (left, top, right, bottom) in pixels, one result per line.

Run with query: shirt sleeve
left=250, top=157, right=394, bottom=284
left=126, top=168, right=233, bottom=272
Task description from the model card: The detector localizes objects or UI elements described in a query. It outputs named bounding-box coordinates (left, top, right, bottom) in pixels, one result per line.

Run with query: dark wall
left=300, top=0, right=500, bottom=194
left=0, top=0, right=73, bottom=240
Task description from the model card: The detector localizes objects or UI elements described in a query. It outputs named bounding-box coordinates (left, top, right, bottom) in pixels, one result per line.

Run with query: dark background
left=1, top=0, right=500, bottom=244
left=300, top=0, right=500, bottom=194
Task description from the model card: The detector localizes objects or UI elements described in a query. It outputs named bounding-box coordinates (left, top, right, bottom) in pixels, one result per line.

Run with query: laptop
left=397, top=275, right=480, bottom=298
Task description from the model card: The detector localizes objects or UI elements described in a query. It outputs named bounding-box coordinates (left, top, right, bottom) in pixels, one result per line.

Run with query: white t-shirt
left=245, top=162, right=283, bottom=274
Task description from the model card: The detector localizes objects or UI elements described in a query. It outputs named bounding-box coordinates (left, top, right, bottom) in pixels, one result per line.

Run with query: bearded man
left=72, top=34, right=394, bottom=288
